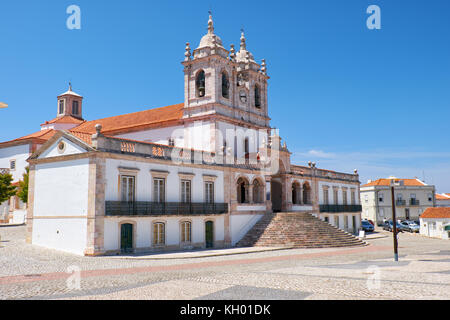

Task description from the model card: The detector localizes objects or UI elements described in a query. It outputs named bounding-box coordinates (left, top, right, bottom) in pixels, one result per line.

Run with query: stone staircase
left=236, top=212, right=366, bottom=248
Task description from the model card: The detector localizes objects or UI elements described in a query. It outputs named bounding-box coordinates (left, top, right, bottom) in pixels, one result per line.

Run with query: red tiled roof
left=362, top=178, right=426, bottom=187
left=421, top=207, right=450, bottom=219
left=71, top=103, right=184, bottom=135
left=68, top=130, right=93, bottom=145
left=41, top=115, right=85, bottom=126
left=436, top=193, right=450, bottom=200
left=0, top=129, right=57, bottom=147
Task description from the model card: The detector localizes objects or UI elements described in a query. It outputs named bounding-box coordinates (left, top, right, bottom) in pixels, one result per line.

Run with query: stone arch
left=221, top=70, right=230, bottom=99
left=195, top=69, right=206, bottom=97
left=237, top=176, right=250, bottom=204
left=251, top=177, right=265, bottom=204
left=292, top=180, right=302, bottom=205
left=271, top=179, right=282, bottom=212
left=254, top=84, right=261, bottom=108
left=303, top=182, right=312, bottom=205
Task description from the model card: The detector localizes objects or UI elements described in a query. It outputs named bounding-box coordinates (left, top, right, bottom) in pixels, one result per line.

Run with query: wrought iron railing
left=319, top=204, right=362, bottom=213
left=105, top=201, right=228, bottom=216
left=409, top=199, right=420, bottom=206
left=396, top=200, right=406, bottom=206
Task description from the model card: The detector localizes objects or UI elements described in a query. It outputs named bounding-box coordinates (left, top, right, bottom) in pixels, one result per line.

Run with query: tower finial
left=69, top=81, right=72, bottom=91
left=240, top=28, right=246, bottom=50
left=208, top=11, right=214, bottom=34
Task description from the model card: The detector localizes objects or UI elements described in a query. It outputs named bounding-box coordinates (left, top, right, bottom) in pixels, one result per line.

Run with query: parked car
left=399, top=221, right=411, bottom=232
left=361, top=220, right=374, bottom=232
left=403, top=220, right=420, bottom=233
left=383, top=221, right=404, bottom=233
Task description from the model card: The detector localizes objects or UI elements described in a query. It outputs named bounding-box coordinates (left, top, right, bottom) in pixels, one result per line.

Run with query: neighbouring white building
left=3, top=15, right=363, bottom=255
left=436, top=193, right=450, bottom=207
left=360, top=177, right=435, bottom=226
left=420, top=207, right=450, bottom=240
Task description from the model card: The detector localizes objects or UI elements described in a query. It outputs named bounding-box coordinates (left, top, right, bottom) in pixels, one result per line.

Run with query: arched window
left=253, top=179, right=264, bottom=204
left=292, top=182, right=301, bottom=205
left=153, top=222, right=165, bottom=245
left=254, top=85, right=261, bottom=108
left=303, top=182, right=311, bottom=205
left=196, top=70, right=206, bottom=97
left=180, top=221, right=191, bottom=243
left=221, top=72, right=229, bottom=99
left=237, top=177, right=249, bottom=204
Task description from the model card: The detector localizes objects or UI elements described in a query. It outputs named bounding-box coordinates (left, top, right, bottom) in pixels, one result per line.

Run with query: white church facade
left=1, top=15, right=363, bottom=255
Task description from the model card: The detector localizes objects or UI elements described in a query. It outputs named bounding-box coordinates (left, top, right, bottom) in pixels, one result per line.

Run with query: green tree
left=0, top=172, right=16, bottom=204
left=17, top=167, right=29, bottom=204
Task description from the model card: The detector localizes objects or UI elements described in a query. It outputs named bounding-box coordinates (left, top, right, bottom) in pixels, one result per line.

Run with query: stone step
left=236, top=212, right=365, bottom=249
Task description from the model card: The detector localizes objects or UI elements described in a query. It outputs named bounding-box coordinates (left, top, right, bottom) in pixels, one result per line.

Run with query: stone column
left=281, top=175, right=289, bottom=212
left=223, top=168, right=232, bottom=247
left=25, top=164, right=36, bottom=244
left=84, top=155, right=106, bottom=256
left=265, top=176, right=272, bottom=214
left=248, top=184, right=254, bottom=204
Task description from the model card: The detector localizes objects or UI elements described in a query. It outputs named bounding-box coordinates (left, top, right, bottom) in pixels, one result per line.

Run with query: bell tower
left=182, top=14, right=233, bottom=118
left=181, top=14, right=271, bottom=156
left=181, top=16, right=270, bottom=128
left=56, top=83, right=83, bottom=119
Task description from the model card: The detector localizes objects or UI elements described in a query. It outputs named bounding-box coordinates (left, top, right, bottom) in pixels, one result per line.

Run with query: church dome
left=235, top=31, right=255, bottom=63
left=198, top=33, right=223, bottom=49
left=197, top=14, right=224, bottom=50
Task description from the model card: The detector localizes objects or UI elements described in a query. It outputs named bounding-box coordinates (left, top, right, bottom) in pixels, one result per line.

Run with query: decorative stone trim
left=118, top=220, right=137, bottom=252
left=151, top=220, right=168, bottom=247
left=57, top=140, right=66, bottom=154
left=178, top=172, right=195, bottom=180
left=150, top=170, right=170, bottom=179
left=118, top=167, right=140, bottom=175
left=203, top=174, right=217, bottom=182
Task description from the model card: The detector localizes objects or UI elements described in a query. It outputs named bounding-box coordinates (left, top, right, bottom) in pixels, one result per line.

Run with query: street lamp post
left=390, top=180, right=400, bottom=262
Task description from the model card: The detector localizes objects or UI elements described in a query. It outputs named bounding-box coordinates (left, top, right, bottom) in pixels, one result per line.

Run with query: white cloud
left=292, top=149, right=450, bottom=193
left=295, top=149, right=336, bottom=159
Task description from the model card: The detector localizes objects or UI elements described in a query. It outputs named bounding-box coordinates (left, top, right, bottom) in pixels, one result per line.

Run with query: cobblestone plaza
left=1, top=225, right=449, bottom=300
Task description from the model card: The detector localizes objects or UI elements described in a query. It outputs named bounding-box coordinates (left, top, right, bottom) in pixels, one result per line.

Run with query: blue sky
left=0, top=0, right=449, bottom=191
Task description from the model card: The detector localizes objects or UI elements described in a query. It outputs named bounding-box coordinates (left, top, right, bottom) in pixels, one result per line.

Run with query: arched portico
left=271, top=179, right=282, bottom=212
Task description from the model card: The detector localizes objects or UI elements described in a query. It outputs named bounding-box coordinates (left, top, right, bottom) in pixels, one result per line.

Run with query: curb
left=103, top=247, right=293, bottom=260
left=0, top=223, right=25, bottom=228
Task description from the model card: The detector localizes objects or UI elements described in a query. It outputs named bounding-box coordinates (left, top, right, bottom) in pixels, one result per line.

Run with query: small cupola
left=57, top=82, right=83, bottom=119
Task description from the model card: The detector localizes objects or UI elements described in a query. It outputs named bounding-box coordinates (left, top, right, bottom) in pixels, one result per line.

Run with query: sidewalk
left=358, top=231, right=388, bottom=240
left=105, top=246, right=291, bottom=260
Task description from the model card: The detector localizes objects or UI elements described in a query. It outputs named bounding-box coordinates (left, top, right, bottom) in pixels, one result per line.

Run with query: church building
left=1, top=15, right=363, bottom=255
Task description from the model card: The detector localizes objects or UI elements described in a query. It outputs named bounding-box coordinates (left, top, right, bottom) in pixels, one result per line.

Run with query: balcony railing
left=409, top=199, right=420, bottom=206
left=105, top=201, right=228, bottom=216
left=396, top=200, right=406, bottom=206
left=319, top=204, right=362, bottom=213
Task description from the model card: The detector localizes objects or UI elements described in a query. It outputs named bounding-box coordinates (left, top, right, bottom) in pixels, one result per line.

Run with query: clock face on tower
left=239, top=91, right=247, bottom=103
